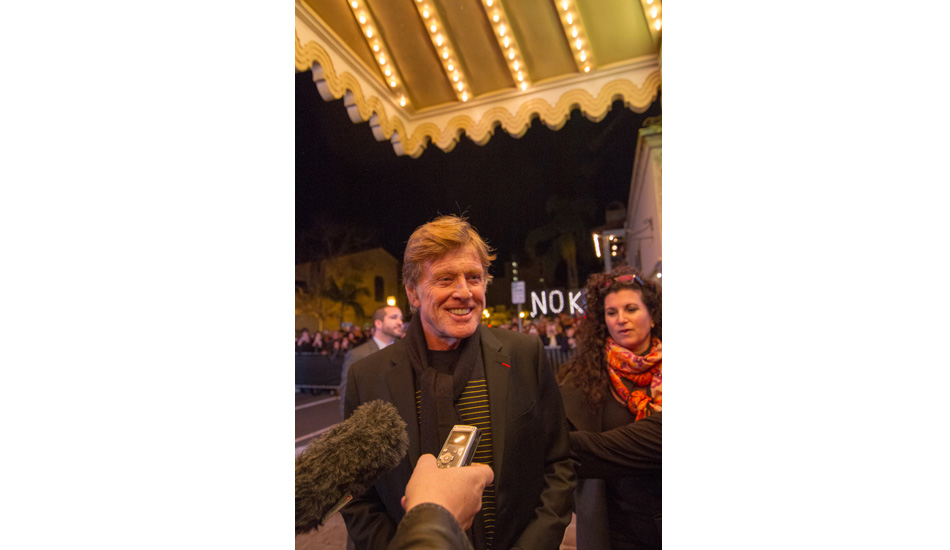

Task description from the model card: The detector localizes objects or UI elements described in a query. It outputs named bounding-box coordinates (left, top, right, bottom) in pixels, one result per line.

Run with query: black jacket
left=388, top=503, right=472, bottom=550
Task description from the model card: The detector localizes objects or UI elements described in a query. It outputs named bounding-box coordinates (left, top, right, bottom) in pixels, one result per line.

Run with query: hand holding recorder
left=401, top=454, right=494, bottom=530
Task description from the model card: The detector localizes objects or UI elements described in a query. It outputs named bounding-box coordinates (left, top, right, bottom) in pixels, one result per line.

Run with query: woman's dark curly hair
left=557, top=265, right=661, bottom=409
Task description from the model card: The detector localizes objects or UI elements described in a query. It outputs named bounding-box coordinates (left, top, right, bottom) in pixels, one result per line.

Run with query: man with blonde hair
left=342, top=215, right=576, bottom=550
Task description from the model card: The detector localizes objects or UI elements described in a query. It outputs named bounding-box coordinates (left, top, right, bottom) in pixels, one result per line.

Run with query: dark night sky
left=296, top=69, right=661, bottom=286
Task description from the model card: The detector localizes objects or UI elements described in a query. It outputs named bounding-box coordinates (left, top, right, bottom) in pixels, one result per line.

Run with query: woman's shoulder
left=557, top=365, right=591, bottom=403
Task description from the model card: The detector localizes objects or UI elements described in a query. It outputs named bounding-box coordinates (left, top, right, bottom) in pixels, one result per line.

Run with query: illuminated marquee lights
left=412, top=2, right=471, bottom=102
left=347, top=1, right=409, bottom=107
left=479, top=0, right=529, bottom=91
left=640, top=0, right=663, bottom=37
left=555, top=0, right=594, bottom=73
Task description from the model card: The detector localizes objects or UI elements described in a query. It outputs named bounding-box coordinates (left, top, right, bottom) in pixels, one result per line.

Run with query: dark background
left=296, top=69, right=661, bottom=288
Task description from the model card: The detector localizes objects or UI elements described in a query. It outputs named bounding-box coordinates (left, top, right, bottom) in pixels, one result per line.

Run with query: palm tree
left=295, top=285, right=324, bottom=329
left=524, top=194, right=596, bottom=289
left=323, top=277, right=371, bottom=327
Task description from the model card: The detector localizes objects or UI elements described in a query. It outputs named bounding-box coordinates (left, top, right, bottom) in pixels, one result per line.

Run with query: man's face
left=375, top=306, right=404, bottom=341
left=406, top=247, right=486, bottom=350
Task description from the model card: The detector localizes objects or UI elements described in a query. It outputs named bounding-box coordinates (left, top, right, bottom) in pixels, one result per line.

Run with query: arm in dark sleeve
left=339, top=348, right=360, bottom=419
left=571, top=412, right=662, bottom=479
left=512, top=339, right=578, bottom=550
left=388, top=503, right=473, bottom=550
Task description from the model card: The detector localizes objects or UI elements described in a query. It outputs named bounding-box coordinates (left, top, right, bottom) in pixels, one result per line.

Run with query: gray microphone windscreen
left=295, top=399, right=408, bottom=535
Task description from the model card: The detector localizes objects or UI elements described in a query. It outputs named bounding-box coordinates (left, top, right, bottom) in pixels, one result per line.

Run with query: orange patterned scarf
left=605, top=337, right=662, bottom=420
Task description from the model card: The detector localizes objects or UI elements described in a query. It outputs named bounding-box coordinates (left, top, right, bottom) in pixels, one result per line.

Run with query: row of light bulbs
left=556, top=0, right=593, bottom=73
left=644, top=0, right=662, bottom=32
left=348, top=0, right=659, bottom=107
left=348, top=0, right=409, bottom=107
left=413, top=0, right=471, bottom=102
left=481, top=0, right=529, bottom=91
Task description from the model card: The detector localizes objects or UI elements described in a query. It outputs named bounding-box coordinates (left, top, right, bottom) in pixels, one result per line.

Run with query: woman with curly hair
left=558, top=265, right=661, bottom=550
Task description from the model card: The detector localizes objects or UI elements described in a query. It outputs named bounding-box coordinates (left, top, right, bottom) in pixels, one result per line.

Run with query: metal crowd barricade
left=295, top=352, right=345, bottom=393
left=544, top=346, right=575, bottom=376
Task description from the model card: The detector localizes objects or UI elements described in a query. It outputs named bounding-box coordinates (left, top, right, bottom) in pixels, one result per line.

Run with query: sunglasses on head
left=603, top=273, right=644, bottom=289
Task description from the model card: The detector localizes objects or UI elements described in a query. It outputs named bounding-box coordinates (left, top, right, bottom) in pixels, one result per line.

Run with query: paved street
left=296, top=391, right=343, bottom=455
left=296, top=390, right=349, bottom=550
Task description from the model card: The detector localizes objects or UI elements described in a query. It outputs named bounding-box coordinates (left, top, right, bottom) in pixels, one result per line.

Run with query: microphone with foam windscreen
left=295, top=399, right=408, bottom=535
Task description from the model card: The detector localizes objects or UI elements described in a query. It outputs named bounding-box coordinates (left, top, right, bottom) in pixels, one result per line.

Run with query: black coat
left=560, top=375, right=662, bottom=550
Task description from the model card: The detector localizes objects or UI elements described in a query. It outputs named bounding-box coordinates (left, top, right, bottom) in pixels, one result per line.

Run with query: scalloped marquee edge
left=296, top=33, right=661, bottom=158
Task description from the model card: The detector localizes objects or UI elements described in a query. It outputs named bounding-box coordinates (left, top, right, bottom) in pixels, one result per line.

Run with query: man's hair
left=373, top=306, right=394, bottom=324
left=402, top=215, right=496, bottom=289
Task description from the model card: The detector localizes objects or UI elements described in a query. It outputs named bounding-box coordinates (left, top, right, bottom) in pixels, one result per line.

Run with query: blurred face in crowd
left=407, top=247, right=486, bottom=350
left=375, top=306, right=405, bottom=342
left=604, top=289, right=654, bottom=355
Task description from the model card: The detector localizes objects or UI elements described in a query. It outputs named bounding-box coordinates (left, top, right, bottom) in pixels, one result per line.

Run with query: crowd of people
left=297, top=314, right=579, bottom=357
left=295, top=325, right=370, bottom=357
